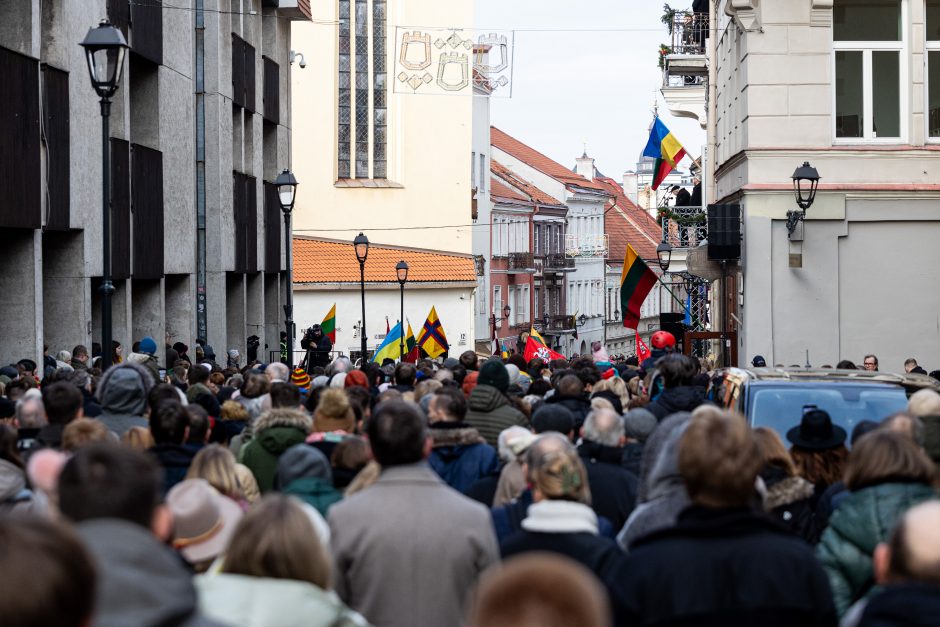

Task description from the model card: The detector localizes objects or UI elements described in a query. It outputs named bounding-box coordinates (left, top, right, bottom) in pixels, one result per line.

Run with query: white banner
left=393, top=28, right=513, bottom=97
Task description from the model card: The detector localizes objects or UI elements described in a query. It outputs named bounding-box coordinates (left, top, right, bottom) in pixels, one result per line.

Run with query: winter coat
left=646, top=386, right=708, bottom=420
left=500, top=500, right=623, bottom=579
left=621, top=441, right=644, bottom=476
left=427, top=423, right=499, bottom=493
left=0, top=458, right=47, bottom=516
left=544, top=393, right=593, bottom=431
left=856, top=584, right=940, bottom=627
left=464, top=384, right=529, bottom=447
left=276, top=443, right=343, bottom=517
left=492, top=459, right=527, bottom=507
left=196, top=573, right=369, bottom=627
left=607, top=506, right=838, bottom=627
left=149, top=444, right=198, bottom=495
left=578, top=440, right=639, bottom=531
left=36, top=422, right=66, bottom=449
left=618, top=418, right=691, bottom=550
left=81, top=387, right=102, bottom=418
left=78, top=518, right=221, bottom=627
left=328, top=463, right=499, bottom=627
left=817, top=481, right=937, bottom=616
left=240, top=409, right=312, bottom=493
left=95, top=362, right=155, bottom=436
left=761, top=464, right=818, bottom=543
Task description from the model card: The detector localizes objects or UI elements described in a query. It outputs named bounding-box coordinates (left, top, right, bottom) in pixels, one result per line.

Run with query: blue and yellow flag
left=372, top=322, right=403, bottom=363
left=417, top=307, right=449, bottom=359
left=642, top=117, right=687, bottom=190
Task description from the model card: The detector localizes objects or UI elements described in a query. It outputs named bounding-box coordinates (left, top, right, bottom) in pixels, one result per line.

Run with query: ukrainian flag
left=417, top=307, right=449, bottom=359
left=371, top=321, right=404, bottom=363
left=642, top=117, right=687, bottom=190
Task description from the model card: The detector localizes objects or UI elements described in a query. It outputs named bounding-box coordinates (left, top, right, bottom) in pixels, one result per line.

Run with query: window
left=927, top=1, right=940, bottom=137
left=471, top=151, right=476, bottom=189
left=477, top=276, right=487, bottom=314
left=833, top=0, right=905, bottom=141
left=338, top=0, right=387, bottom=179
left=493, top=286, right=502, bottom=326
left=479, top=153, right=486, bottom=191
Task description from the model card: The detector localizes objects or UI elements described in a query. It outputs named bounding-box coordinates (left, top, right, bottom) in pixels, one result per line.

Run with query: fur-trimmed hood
left=254, top=408, right=313, bottom=434
left=764, top=476, right=815, bottom=510
left=429, top=423, right=486, bottom=448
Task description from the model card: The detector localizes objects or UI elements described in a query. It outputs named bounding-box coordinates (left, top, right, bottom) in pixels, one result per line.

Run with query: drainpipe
left=195, top=0, right=208, bottom=343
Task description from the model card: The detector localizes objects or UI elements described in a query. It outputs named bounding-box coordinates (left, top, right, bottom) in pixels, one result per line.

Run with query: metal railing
left=508, top=252, right=536, bottom=271
left=671, top=12, right=708, bottom=56
left=661, top=205, right=707, bottom=249
left=542, top=252, right=576, bottom=272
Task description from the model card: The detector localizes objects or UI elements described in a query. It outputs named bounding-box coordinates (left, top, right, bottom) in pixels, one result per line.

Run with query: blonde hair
left=413, top=379, right=442, bottom=403
left=62, top=418, right=112, bottom=452
left=592, top=377, right=629, bottom=406
left=186, top=444, right=244, bottom=500
left=908, top=389, right=940, bottom=419
left=223, top=495, right=331, bottom=589
left=526, top=435, right=591, bottom=505
left=220, top=400, right=249, bottom=422
left=121, top=426, right=155, bottom=451
left=590, top=397, right=614, bottom=412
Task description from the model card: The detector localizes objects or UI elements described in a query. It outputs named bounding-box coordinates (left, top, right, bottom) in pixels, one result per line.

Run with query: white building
left=292, top=237, right=476, bottom=362
left=491, top=128, right=611, bottom=356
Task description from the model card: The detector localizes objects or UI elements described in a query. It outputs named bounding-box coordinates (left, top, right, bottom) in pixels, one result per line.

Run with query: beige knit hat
left=314, top=388, right=355, bottom=433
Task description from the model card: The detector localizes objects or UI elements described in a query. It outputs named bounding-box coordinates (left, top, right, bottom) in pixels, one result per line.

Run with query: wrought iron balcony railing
left=508, top=252, right=536, bottom=272
left=542, top=252, right=576, bottom=272
left=660, top=205, right=707, bottom=249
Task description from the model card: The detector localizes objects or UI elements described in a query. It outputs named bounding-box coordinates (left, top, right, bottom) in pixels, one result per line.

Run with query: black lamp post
left=81, top=21, right=127, bottom=372
left=788, top=161, right=820, bottom=238
left=656, top=241, right=673, bottom=273
left=274, top=169, right=298, bottom=368
left=354, top=233, right=370, bottom=365
left=396, top=260, right=409, bottom=360
left=578, top=313, right=588, bottom=327
left=503, top=303, right=511, bottom=326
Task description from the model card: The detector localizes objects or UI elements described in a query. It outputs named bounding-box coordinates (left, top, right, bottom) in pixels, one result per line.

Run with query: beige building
left=703, top=0, right=940, bottom=371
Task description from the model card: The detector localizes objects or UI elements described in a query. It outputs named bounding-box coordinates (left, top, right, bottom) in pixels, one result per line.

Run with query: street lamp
left=578, top=313, right=588, bottom=326
left=503, top=303, right=511, bottom=325
left=81, top=21, right=128, bottom=372
left=274, top=169, right=298, bottom=368
left=656, top=241, right=673, bottom=273
left=353, top=233, right=370, bottom=365
left=787, top=161, right=820, bottom=238
left=396, top=260, right=409, bottom=360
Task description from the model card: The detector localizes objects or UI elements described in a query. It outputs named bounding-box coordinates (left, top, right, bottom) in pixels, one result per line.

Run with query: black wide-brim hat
left=787, top=409, right=847, bottom=450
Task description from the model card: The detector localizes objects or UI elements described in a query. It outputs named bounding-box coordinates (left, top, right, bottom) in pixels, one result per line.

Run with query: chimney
left=575, top=150, right=595, bottom=180
left=622, top=171, right=638, bottom=205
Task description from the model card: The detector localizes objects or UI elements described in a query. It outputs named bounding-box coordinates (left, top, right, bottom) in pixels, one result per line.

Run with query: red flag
left=636, top=330, right=651, bottom=363
left=523, top=336, right=565, bottom=362
left=386, top=317, right=390, bottom=334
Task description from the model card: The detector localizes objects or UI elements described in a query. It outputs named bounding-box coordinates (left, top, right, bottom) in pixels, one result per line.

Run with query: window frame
left=926, top=0, right=940, bottom=141
left=831, top=0, right=909, bottom=144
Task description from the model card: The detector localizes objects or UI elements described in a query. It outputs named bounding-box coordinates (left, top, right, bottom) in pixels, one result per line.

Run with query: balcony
left=540, top=314, right=575, bottom=335
left=660, top=12, right=708, bottom=129
left=507, top=252, right=537, bottom=274
left=660, top=205, right=707, bottom=249
left=542, top=252, right=576, bottom=273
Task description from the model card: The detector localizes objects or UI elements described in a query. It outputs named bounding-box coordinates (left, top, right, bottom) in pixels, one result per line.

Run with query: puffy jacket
left=646, top=386, right=708, bottom=420
left=427, top=424, right=499, bottom=493
left=464, top=385, right=529, bottom=447
left=817, top=481, right=937, bottom=616
left=240, top=409, right=312, bottom=493
left=761, top=465, right=819, bottom=544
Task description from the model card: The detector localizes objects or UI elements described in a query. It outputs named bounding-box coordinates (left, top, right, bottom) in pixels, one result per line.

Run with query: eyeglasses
left=863, top=361, right=876, bottom=367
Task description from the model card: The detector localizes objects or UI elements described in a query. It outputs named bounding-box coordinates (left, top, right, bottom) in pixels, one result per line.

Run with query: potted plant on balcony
left=658, top=43, right=673, bottom=69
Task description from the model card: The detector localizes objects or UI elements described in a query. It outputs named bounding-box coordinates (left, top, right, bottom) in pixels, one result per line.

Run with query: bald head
left=582, top=408, right=625, bottom=447
left=265, top=362, right=289, bottom=383
left=16, top=397, right=47, bottom=429
left=875, top=501, right=940, bottom=586
left=881, top=412, right=926, bottom=447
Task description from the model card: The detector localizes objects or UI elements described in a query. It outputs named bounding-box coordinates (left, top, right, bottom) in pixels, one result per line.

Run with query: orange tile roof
left=594, top=177, right=661, bottom=262
left=293, top=237, right=476, bottom=284
left=490, top=127, right=610, bottom=192
left=490, top=177, right=529, bottom=203
left=490, top=160, right=565, bottom=207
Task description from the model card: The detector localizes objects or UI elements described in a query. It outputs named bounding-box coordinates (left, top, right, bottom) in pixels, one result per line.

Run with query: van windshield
left=748, top=383, right=908, bottom=444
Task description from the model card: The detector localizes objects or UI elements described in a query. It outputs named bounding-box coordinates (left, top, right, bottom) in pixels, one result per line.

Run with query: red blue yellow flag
left=642, top=117, right=687, bottom=190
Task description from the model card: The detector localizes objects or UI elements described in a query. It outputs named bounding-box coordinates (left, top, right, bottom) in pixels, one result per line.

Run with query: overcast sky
left=475, top=0, right=706, bottom=180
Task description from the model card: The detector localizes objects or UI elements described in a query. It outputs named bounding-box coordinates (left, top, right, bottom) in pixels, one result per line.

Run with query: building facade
left=711, top=0, right=940, bottom=369
left=0, top=0, right=303, bottom=368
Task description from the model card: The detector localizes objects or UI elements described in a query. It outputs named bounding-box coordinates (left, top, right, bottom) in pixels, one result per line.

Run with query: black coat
left=301, top=332, right=332, bottom=368
left=674, top=188, right=692, bottom=207
left=621, top=442, right=644, bottom=476
left=859, top=584, right=940, bottom=626
left=578, top=441, right=639, bottom=531
left=544, top=393, right=592, bottom=431
left=606, top=506, right=837, bottom=627
left=501, top=530, right=623, bottom=581
left=149, top=444, right=197, bottom=495
left=646, top=386, right=708, bottom=420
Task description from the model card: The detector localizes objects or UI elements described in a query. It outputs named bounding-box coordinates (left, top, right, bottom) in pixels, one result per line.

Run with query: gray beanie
left=624, top=408, right=658, bottom=442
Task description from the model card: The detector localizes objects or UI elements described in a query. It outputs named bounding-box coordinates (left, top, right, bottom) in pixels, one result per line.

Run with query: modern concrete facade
left=712, top=0, right=940, bottom=370
left=0, top=0, right=306, bottom=368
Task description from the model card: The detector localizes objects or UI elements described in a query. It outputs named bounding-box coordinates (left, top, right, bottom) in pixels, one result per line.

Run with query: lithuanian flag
left=321, top=304, right=336, bottom=344
left=417, top=307, right=449, bottom=359
left=403, top=320, right=419, bottom=363
left=642, top=117, right=687, bottom=190
left=529, top=326, right=548, bottom=347
left=621, top=244, right=658, bottom=329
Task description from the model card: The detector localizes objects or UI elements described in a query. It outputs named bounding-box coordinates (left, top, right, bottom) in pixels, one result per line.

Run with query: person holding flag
left=523, top=326, right=565, bottom=363
left=301, top=304, right=335, bottom=371
left=417, top=307, right=449, bottom=359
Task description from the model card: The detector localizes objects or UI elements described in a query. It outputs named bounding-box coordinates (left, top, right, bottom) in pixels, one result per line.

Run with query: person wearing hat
left=465, top=359, right=529, bottom=447
left=752, top=355, right=767, bottom=368
left=291, top=368, right=312, bottom=393
left=167, top=479, right=243, bottom=573
left=126, top=336, right=161, bottom=383
left=306, top=388, right=356, bottom=462
left=787, top=408, right=850, bottom=512
left=621, top=408, right=657, bottom=476
left=275, top=444, right=342, bottom=517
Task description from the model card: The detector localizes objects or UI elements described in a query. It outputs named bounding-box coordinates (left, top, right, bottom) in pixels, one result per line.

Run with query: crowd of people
left=2, top=334, right=940, bottom=626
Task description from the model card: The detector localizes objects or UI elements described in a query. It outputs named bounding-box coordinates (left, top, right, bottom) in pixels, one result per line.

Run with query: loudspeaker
left=660, top=312, right=686, bottom=350
left=707, top=204, right=741, bottom=260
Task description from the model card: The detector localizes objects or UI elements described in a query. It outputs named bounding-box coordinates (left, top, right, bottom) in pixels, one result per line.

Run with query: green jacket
left=816, top=481, right=936, bottom=616
left=464, top=384, right=529, bottom=447
left=282, top=477, right=343, bottom=517
left=240, top=409, right=312, bottom=493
